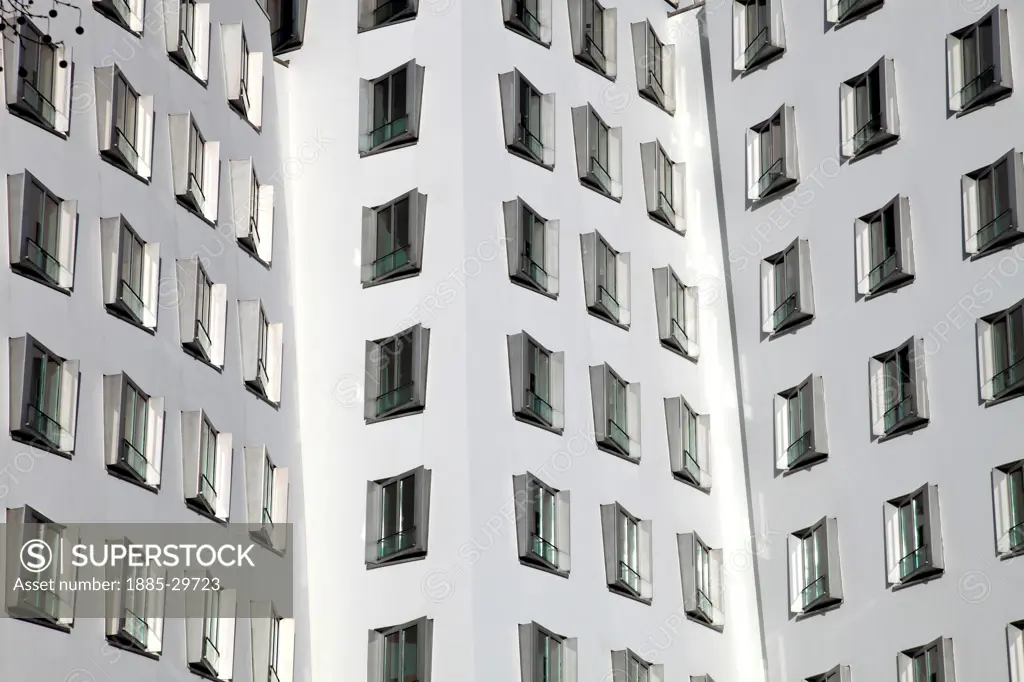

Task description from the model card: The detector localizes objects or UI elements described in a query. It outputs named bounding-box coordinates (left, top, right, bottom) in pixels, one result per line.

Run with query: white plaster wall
left=0, top=0, right=310, bottom=679
left=695, top=0, right=1024, bottom=680
left=285, top=1, right=763, bottom=681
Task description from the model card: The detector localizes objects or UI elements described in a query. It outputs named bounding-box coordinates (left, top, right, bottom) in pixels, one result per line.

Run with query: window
left=503, top=197, right=560, bottom=298
left=870, top=337, right=929, bottom=439
left=97, top=66, right=154, bottom=179
left=826, top=0, right=882, bottom=25
left=589, top=363, right=641, bottom=461
left=239, top=300, right=283, bottom=405
left=365, top=466, right=431, bottom=567
left=570, top=104, right=622, bottom=199
left=963, top=150, right=1024, bottom=257
left=223, top=24, right=265, bottom=128
left=678, top=532, right=724, bottom=629
left=8, top=19, right=73, bottom=134
left=187, top=579, right=235, bottom=680
left=947, top=6, right=1012, bottom=114
left=610, top=650, right=663, bottom=682
left=512, top=473, right=570, bottom=575
left=364, top=324, right=430, bottom=423
left=243, top=446, right=290, bottom=552
left=774, top=374, right=827, bottom=471
left=581, top=231, right=630, bottom=327
left=228, top=159, right=274, bottom=264
left=498, top=69, right=555, bottom=169
left=665, top=396, right=711, bottom=490
left=269, top=0, right=305, bottom=55
left=504, top=0, right=551, bottom=46
left=568, top=0, right=616, bottom=78
left=4, top=506, right=78, bottom=627
left=979, top=298, right=1024, bottom=402
left=182, top=410, right=232, bottom=521
left=508, top=332, right=565, bottom=433
left=269, top=610, right=280, bottom=681
left=103, top=373, right=164, bottom=489
left=641, top=142, right=683, bottom=232
left=992, top=460, right=1024, bottom=557
left=9, top=334, right=79, bottom=455
left=631, top=22, right=675, bottom=113
left=107, top=539, right=167, bottom=656
left=8, top=170, right=78, bottom=291
left=855, top=195, right=914, bottom=297
left=251, top=603, right=294, bottom=682
left=100, top=216, right=159, bottom=329
left=788, top=518, right=843, bottom=616
left=368, top=617, right=433, bottom=682
left=884, top=484, right=944, bottom=587
left=732, top=0, right=784, bottom=72
left=170, top=113, right=221, bottom=223
left=600, top=504, right=652, bottom=603
left=1010, top=621, right=1024, bottom=682
left=761, top=238, right=813, bottom=334
left=169, top=0, right=211, bottom=82
left=747, top=105, right=798, bottom=200
left=357, top=0, right=417, bottom=31
left=806, top=665, right=851, bottom=682
left=359, top=60, right=424, bottom=156
left=653, top=266, right=699, bottom=358
left=840, top=57, right=899, bottom=158
left=518, top=622, right=578, bottom=682
left=93, top=0, right=144, bottom=31
left=361, top=189, right=427, bottom=286
left=898, top=638, right=955, bottom=682
left=177, top=257, right=227, bottom=367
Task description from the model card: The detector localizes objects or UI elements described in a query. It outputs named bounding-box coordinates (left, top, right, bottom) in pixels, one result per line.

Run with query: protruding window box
left=732, top=0, right=785, bottom=72
left=222, top=24, right=265, bottom=129
left=357, top=0, right=419, bottom=32
left=95, top=66, right=155, bottom=181
left=774, top=374, right=828, bottom=472
left=884, top=483, right=944, bottom=588
left=855, top=195, right=914, bottom=298
left=358, top=60, right=425, bottom=157
left=502, top=0, right=552, bottom=47
left=962, top=149, right=1024, bottom=258
left=654, top=266, right=699, bottom=358
left=166, top=0, right=211, bottom=84
left=840, top=57, right=899, bottom=160
left=2, top=19, right=74, bottom=136
left=641, top=142, right=685, bottom=233
left=601, top=503, right=652, bottom=604
left=568, top=0, right=617, bottom=79
left=169, top=113, right=221, bottom=224
left=364, top=324, right=430, bottom=423
left=361, top=189, right=427, bottom=287
left=103, top=373, right=164, bottom=490
left=788, top=517, right=843, bottom=617
left=100, top=216, right=160, bottom=331
left=94, top=0, right=144, bottom=33
left=176, top=257, right=228, bottom=369
left=365, top=466, right=431, bottom=568
left=746, top=105, right=798, bottom=201
left=590, top=363, right=641, bottom=462
left=513, top=473, right=570, bottom=577
left=761, top=238, right=814, bottom=335
left=665, top=396, right=711, bottom=490
left=186, top=576, right=236, bottom=681
left=4, top=505, right=78, bottom=629
left=631, top=21, right=675, bottom=114
left=499, top=69, right=555, bottom=170
left=508, top=331, right=564, bottom=434
left=947, top=6, right=1012, bottom=115
left=503, top=197, right=559, bottom=298
left=181, top=410, right=233, bottom=522
left=571, top=104, right=622, bottom=200
left=678, top=532, right=725, bottom=630
left=9, top=334, right=80, bottom=457
left=6, top=170, right=78, bottom=292
left=869, top=337, right=929, bottom=440
left=581, top=231, right=630, bottom=329
left=239, top=300, right=284, bottom=406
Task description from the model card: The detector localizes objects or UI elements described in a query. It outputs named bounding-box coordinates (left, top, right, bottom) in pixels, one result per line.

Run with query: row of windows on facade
left=358, top=57, right=684, bottom=221
left=3, top=5, right=270, bottom=144
left=733, top=0, right=1009, bottom=119
left=7, top=505, right=293, bottom=682
left=7, top=329, right=288, bottom=526
left=4, top=62, right=276, bottom=262
left=361, top=0, right=677, bottom=117
left=373, top=623, right=1020, bottom=682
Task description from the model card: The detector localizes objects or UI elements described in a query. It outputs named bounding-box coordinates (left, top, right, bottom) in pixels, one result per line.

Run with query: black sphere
left=41, top=34, right=51, bottom=44
left=49, top=8, right=57, bottom=16
left=18, top=67, right=27, bottom=78
left=75, top=25, right=84, bottom=34
left=58, top=59, right=68, bottom=68
left=16, top=15, right=26, bottom=24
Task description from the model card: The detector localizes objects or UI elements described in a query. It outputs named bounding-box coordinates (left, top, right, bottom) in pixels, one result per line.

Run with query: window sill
left=863, top=273, right=914, bottom=300
left=684, top=610, right=723, bottom=632
left=831, top=0, right=884, bottom=28
left=105, top=303, right=157, bottom=336
left=649, top=209, right=684, bottom=236
left=356, top=14, right=417, bottom=33
left=608, top=583, right=651, bottom=605
left=228, top=100, right=263, bottom=134
left=11, top=615, right=72, bottom=634
left=176, top=196, right=218, bottom=228
left=188, top=663, right=229, bottom=682
left=597, top=440, right=639, bottom=465
left=362, top=265, right=421, bottom=289
left=364, top=403, right=425, bottom=425
left=10, top=430, right=73, bottom=460
left=106, top=636, right=161, bottom=661
left=877, top=417, right=928, bottom=443
left=10, top=263, right=74, bottom=296
left=767, top=312, right=813, bottom=339
left=659, top=337, right=698, bottom=363
left=891, top=566, right=943, bottom=590
left=580, top=176, right=622, bottom=202
left=366, top=548, right=427, bottom=570
left=518, top=555, right=570, bottom=578
left=106, top=464, right=160, bottom=494
left=238, top=240, right=273, bottom=270
left=169, top=53, right=209, bottom=89
left=244, top=382, right=281, bottom=410
left=359, top=137, right=419, bottom=159
left=984, top=387, right=1024, bottom=408
left=93, top=3, right=143, bottom=37
left=672, top=469, right=710, bottom=493
left=504, top=20, right=551, bottom=49
left=185, top=498, right=229, bottom=525
left=5, top=103, right=69, bottom=140
left=846, top=133, right=899, bottom=163
left=573, top=54, right=615, bottom=83
left=751, top=175, right=798, bottom=205
left=586, top=305, right=629, bottom=331
left=998, top=546, right=1024, bottom=561
left=507, top=144, right=555, bottom=172
left=779, top=451, right=828, bottom=476
left=638, top=88, right=674, bottom=116
left=182, top=342, right=225, bottom=373
left=100, top=151, right=152, bottom=185
left=954, top=85, right=1012, bottom=118
left=969, top=230, right=1024, bottom=261
left=738, top=44, right=784, bottom=76
left=795, top=595, right=842, bottom=619
left=512, top=410, right=563, bottom=435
